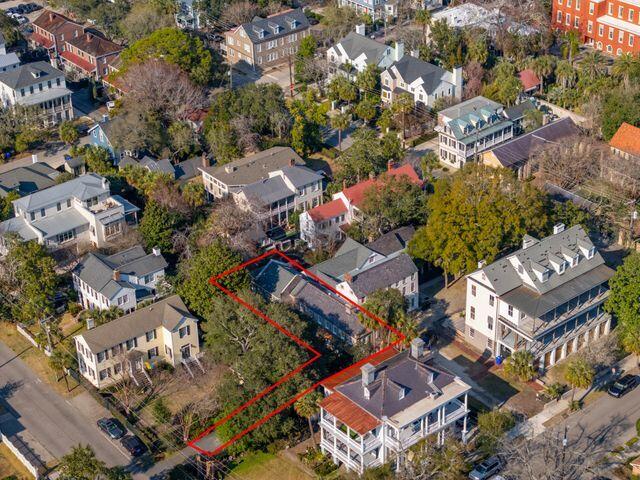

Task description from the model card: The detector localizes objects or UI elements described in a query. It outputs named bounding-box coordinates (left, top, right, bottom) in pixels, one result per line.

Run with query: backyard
left=0, top=443, right=33, bottom=480
left=229, top=451, right=314, bottom=480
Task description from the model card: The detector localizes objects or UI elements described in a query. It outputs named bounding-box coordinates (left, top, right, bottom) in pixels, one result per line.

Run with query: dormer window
left=571, top=255, right=579, bottom=267
left=587, top=246, right=595, bottom=259
left=558, top=261, right=566, bottom=274
left=399, top=388, right=405, bottom=400
left=364, top=387, right=370, bottom=400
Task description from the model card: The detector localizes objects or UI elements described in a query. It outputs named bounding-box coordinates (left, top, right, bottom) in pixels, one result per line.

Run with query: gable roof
left=0, top=61, right=64, bottom=90
left=487, top=117, right=579, bottom=169
left=348, top=253, right=418, bottom=298
left=519, top=69, right=541, bottom=91
left=32, top=10, right=77, bottom=32
left=66, top=32, right=122, bottom=57
left=77, top=295, right=196, bottom=352
left=367, top=226, right=415, bottom=256
left=503, top=98, right=536, bottom=121
left=13, top=173, right=108, bottom=212
left=387, top=56, right=450, bottom=94
left=0, top=163, right=59, bottom=198
left=307, top=197, right=348, bottom=222
left=237, top=8, right=309, bottom=44
left=610, top=122, right=640, bottom=157
left=335, top=32, right=389, bottom=65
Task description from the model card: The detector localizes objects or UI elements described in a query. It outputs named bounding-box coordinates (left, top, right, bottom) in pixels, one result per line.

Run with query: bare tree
left=198, top=200, right=263, bottom=258
left=230, top=115, right=261, bottom=154
left=173, top=396, right=219, bottom=443
left=220, top=0, right=260, bottom=26
left=110, top=351, right=146, bottom=416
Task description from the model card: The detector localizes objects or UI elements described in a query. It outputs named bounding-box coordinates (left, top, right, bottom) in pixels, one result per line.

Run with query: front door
left=181, top=344, right=191, bottom=360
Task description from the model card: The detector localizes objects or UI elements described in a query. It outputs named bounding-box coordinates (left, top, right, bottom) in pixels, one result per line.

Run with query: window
left=56, top=230, right=75, bottom=244
left=508, top=305, right=514, bottom=316
left=565, top=13, right=571, bottom=25
left=30, top=211, right=35, bottom=221
left=588, top=20, right=593, bottom=33
left=619, top=30, right=624, bottom=43
left=125, top=338, right=137, bottom=350
left=608, top=27, right=614, bottom=40
left=104, top=221, right=122, bottom=237
left=487, top=316, right=493, bottom=330
left=147, top=347, right=159, bottom=359
left=179, top=325, right=191, bottom=338
left=589, top=2, right=594, bottom=14
left=469, top=327, right=475, bottom=338
left=576, top=0, right=580, bottom=10
left=67, top=199, right=71, bottom=207
left=619, top=5, right=623, bottom=18
left=598, top=25, right=604, bottom=36
left=113, top=363, right=122, bottom=374
left=165, top=345, right=172, bottom=358
left=40, top=208, right=45, bottom=217
left=567, top=0, right=571, bottom=6
left=489, top=295, right=495, bottom=306
left=98, top=368, right=110, bottom=380
left=143, top=274, right=153, bottom=284
left=629, top=9, right=634, bottom=22
left=470, top=306, right=476, bottom=320
left=145, top=329, right=156, bottom=342
left=117, top=295, right=128, bottom=306
left=487, top=338, right=493, bottom=349
left=97, top=351, right=105, bottom=363
left=56, top=202, right=61, bottom=211
left=607, top=44, right=613, bottom=52
left=243, top=43, right=250, bottom=53
left=630, top=34, right=635, bottom=46
left=471, top=285, right=477, bottom=297
left=608, top=2, right=613, bottom=15
left=574, top=16, right=580, bottom=27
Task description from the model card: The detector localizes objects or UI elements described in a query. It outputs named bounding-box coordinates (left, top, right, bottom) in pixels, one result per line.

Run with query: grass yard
left=229, top=452, right=314, bottom=480
left=0, top=322, right=80, bottom=398
left=0, top=443, right=34, bottom=479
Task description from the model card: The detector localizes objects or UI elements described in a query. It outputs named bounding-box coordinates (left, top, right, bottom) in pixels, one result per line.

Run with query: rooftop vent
left=225, top=164, right=237, bottom=173
left=553, top=223, right=565, bottom=234
left=477, top=259, right=486, bottom=269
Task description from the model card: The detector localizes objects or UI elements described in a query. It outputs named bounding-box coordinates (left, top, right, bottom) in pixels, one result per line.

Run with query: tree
left=0, top=190, right=19, bottom=221
left=414, top=9, right=432, bottom=41
left=73, top=145, right=116, bottom=176
left=119, top=1, right=174, bottom=43
left=59, top=121, right=79, bottom=145
left=139, top=200, right=182, bottom=253
left=600, top=88, right=640, bottom=140
left=606, top=252, right=640, bottom=365
left=561, top=31, right=580, bottom=63
left=503, top=350, right=537, bottom=382
left=294, top=391, right=322, bottom=445
left=463, top=61, right=485, bottom=99
left=564, top=356, right=595, bottom=403
left=176, top=240, right=249, bottom=318
left=356, top=64, right=380, bottom=99
left=58, top=444, right=130, bottom=480
left=400, top=436, right=468, bottom=480
left=543, top=382, right=565, bottom=401
left=612, top=53, right=639, bottom=90
left=289, top=89, right=328, bottom=156
left=152, top=398, right=172, bottom=424
left=529, top=55, right=555, bottom=93
left=328, top=76, right=358, bottom=106
left=321, top=5, right=362, bottom=42
left=392, top=93, right=414, bottom=141
left=294, top=35, right=317, bottom=85
left=205, top=121, right=241, bottom=165
left=174, top=397, right=218, bottom=442
left=48, top=348, right=71, bottom=392
left=408, top=165, right=547, bottom=287
left=477, top=409, right=515, bottom=454
left=354, top=96, right=378, bottom=125
left=555, top=60, right=576, bottom=89
left=335, top=127, right=388, bottom=185
left=330, top=111, right=350, bottom=151
left=359, top=288, right=408, bottom=346
left=168, top=121, right=197, bottom=160
left=579, top=51, right=606, bottom=85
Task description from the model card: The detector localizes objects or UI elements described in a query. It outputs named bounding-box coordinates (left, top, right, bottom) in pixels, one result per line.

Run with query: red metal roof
left=29, top=32, right=54, bottom=49
left=60, top=50, right=96, bottom=74
left=343, top=164, right=421, bottom=208
left=307, top=198, right=348, bottom=222
left=320, top=392, right=381, bottom=435
left=610, top=122, right=640, bottom=157
left=519, top=69, right=541, bottom=92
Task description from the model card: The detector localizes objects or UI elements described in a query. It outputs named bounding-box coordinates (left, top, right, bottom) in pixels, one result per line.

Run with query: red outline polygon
left=187, top=249, right=406, bottom=456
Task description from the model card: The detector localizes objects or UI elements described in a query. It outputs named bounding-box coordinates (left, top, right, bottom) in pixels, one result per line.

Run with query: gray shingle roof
left=0, top=163, right=59, bottom=198
left=13, top=173, right=108, bottom=212
left=335, top=32, right=389, bottom=65
left=0, top=216, right=38, bottom=241
left=503, top=98, right=536, bottom=121
left=200, top=147, right=304, bottom=187
left=349, top=253, right=418, bottom=298
left=240, top=9, right=310, bottom=44
left=0, top=61, right=64, bottom=90
left=77, top=295, right=196, bottom=352
left=240, top=175, right=291, bottom=207
left=388, top=56, right=450, bottom=94
left=367, top=226, right=415, bottom=256
left=278, top=165, right=323, bottom=188
left=488, top=117, right=579, bottom=169
left=253, top=260, right=300, bottom=300
left=0, top=52, right=19, bottom=69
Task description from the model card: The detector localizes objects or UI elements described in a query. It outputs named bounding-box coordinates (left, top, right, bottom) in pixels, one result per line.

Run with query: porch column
left=561, top=342, right=568, bottom=360
left=604, top=317, right=612, bottom=335
left=549, top=348, right=556, bottom=366
left=421, top=416, right=425, bottom=438
left=572, top=335, right=579, bottom=353
left=380, top=426, right=386, bottom=463
left=333, top=416, right=338, bottom=463
left=346, top=428, right=351, bottom=472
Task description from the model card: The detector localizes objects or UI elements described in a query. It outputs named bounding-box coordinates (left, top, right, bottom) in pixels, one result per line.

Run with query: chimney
left=387, top=159, right=395, bottom=172
left=32, top=154, right=38, bottom=164
left=113, top=269, right=121, bottom=281
left=477, top=259, right=486, bottom=269
left=101, top=177, right=108, bottom=190
left=342, top=179, right=347, bottom=191
left=355, top=24, right=366, bottom=36
left=86, top=33, right=92, bottom=42
left=410, top=338, right=425, bottom=359
left=361, top=363, right=376, bottom=386
left=394, top=42, right=404, bottom=62
left=152, top=246, right=161, bottom=257
left=201, top=154, right=209, bottom=169
left=344, top=273, right=352, bottom=282
left=289, top=157, right=296, bottom=167
left=452, top=66, right=463, bottom=101
left=553, top=223, right=565, bottom=235
left=368, top=171, right=375, bottom=180
left=102, top=113, right=109, bottom=123
left=86, top=318, right=95, bottom=330
left=49, top=12, right=54, bottom=21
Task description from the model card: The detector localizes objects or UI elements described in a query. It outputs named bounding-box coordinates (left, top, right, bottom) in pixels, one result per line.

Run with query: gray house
left=465, top=224, right=613, bottom=370
left=0, top=163, right=59, bottom=198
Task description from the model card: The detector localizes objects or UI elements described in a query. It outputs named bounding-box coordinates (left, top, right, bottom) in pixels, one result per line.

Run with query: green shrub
left=569, top=400, right=582, bottom=411
left=151, top=398, right=171, bottom=424
left=636, top=418, right=640, bottom=437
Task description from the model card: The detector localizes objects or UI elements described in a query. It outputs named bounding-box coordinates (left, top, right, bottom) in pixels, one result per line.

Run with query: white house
left=74, top=295, right=201, bottom=389
left=0, top=173, right=139, bottom=255
left=464, top=224, right=613, bottom=371
left=72, top=245, right=168, bottom=313
left=319, top=339, right=471, bottom=473
left=380, top=55, right=463, bottom=108
left=327, top=28, right=403, bottom=80
left=338, top=0, right=397, bottom=21
left=0, top=32, right=20, bottom=73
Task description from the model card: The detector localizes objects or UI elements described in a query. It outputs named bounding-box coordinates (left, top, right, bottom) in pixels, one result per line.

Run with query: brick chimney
left=342, top=179, right=347, bottom=191
left=113, top=269, right=121, bottom=281
left=361, top=363, right=376, bottom=386
left=86, top=33, right=92, bottom=42
left=368, top=171, right=375, bottom=180
left=387, top=160, right=395, bottom=172
left=201, top=153, right=209, bottom=168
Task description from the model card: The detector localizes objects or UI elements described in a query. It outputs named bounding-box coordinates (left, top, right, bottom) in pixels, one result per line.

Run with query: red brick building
left=60, top=32, right=122, bottom=80
left=30, top=10, right=83, bottom=59
left=553, top=0, right=640, bottom=55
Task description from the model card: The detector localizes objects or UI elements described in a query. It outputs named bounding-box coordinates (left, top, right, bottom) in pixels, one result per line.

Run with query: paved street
left=0, top=341, right=130, bottom=467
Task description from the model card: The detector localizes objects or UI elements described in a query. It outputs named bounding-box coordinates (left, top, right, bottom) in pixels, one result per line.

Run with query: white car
left=16, top=16, right=29, bottom=25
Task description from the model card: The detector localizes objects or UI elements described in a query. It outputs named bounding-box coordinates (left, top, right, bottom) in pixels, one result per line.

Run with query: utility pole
left=288, top=53, right=294, bottom=98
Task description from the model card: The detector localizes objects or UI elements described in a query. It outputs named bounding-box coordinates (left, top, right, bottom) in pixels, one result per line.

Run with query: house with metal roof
left=380, top=55, right=463, bottom=108
left=223, top=9, right=310, bottom=70
left=72, top=245, right=168, bottom=313
left=0, top=162, right=59, bottom=198
left=300, top=163, right=421, bottom=248
left=609, top=122, right=640, bottom=161
left=0, top=173, right=139, bottom=255
left=464, top=224, right=614, bottom=370
left=319, top=339, right=471, bottom=473
left=435, top=96, right=514, bottom=168
left=0, top=32, right=20, bottom=73
left=74, top=295, right=201, bottom=388
left=0, top=61, right=74, bottom=126
left=327, top=28, right=403, bottom=81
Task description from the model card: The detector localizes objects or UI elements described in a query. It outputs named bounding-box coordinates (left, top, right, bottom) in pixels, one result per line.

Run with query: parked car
left=607, top=374, right=638, bottom=398
left=120, top=435, right=147, bottom=457
left=15, top=15, right=29, bottom=24
left=97, top=418, right=126, bottom=439
left=469, top=456, right=502, bottom=480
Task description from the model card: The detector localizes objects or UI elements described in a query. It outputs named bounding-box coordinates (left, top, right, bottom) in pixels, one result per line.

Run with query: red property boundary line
left=187, top=249, right=406, bottom=456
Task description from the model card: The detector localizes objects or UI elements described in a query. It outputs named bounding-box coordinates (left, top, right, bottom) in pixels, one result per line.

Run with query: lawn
left=0, top=321, right=81, bottom=398
left=229, top=452, right=314, bottom=480
left=0, top=443, right=34, bottom=479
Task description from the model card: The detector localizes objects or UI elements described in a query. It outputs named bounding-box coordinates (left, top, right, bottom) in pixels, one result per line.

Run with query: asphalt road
left=0, top=340, right=131, bottom=467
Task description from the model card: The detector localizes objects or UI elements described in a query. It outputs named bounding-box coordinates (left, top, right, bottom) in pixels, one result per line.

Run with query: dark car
left=26, top=3, right=42, bottom=11
left=607, top=374, right=638, bottom=398
left=469, top=456, right=502, bottom=480
left=97, top=418, right=126, bottom=439
left=120, top=435, right=147, bottom=457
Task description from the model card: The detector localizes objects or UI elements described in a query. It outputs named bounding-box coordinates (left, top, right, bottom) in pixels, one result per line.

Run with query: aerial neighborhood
left=1, top=0, right=640, bottom=479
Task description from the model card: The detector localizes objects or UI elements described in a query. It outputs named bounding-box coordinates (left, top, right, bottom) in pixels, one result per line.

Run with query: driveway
left=0, top=135, right=90, bottom=174
left=0, top=340, right=130, bottom=467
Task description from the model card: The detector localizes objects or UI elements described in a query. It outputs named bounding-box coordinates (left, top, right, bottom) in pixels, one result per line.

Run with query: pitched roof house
left=60, top=32, right=122, bottom=79
left=465, top=224, right=613, bottom=370
left=518, top=69, right=541, bottom=93
left=74, top=295, right=201, bottom=388
left=381, top=55, right=463, bottom=107
left=72, top=245, right=168, bottom=313
left=0, top=163, right=59, bottom=198
left=0, top=32, right=20, bottom=73
left=609, top=122, right=640, bottom=160
left=319, top=339, right=471, bottom=473
left=300, top=163, right=420, bottom=248
left=30, top=10, right=83, bottom=56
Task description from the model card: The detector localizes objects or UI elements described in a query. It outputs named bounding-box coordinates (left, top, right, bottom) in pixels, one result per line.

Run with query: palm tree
left=556, top=59, right=576, bottom=88
left=392, top=93, right=414, bottom=142
left=543, top=382, right=565, bottom=402
left=415, top=9, right=432, bottom=42
left=502, top=350, right=536, bottom=382
left=330, top=111, right=351, bottom=151
left=579, top=51, right=606, bottom=84
left=562, top=31, right=580, bottom=63
left=294, top=391, right=322, bottom=445
left=564, top=356, right=595, bottom=403
left=529, top=55, right=555, bottom=93
left=612, top=52, right=637, bottom=90
left=48, top=348, right=70, bottom=392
